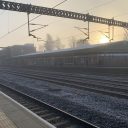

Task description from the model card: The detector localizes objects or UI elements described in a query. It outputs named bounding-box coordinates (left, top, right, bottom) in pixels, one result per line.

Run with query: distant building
left=0, top=44, right=36, bottom=58
left=8, top=44, right=36, bottom=57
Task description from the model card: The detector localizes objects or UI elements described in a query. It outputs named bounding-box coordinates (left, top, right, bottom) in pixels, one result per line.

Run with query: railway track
left=0, top=68, right=128, bottom=99
left=0, top=82, right=98, bottom=128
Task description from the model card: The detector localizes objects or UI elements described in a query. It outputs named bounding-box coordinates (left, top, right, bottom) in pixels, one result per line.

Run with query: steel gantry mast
left=0, top=0, right=128, bottom=28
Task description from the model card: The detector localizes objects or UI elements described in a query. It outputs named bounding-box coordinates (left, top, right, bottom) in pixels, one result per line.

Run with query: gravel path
left=0, top=73, right=128, bottom=128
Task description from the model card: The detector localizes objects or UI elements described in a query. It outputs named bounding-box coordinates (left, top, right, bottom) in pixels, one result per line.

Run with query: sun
left=99, top=35, right=109, bottom=44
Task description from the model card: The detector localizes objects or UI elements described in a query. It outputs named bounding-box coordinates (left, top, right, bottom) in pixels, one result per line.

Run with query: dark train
left=3, top=41, right=128, bottom=68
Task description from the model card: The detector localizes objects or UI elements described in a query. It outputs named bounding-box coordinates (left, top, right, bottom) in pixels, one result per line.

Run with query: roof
left=14, top=40, right=128, bottom=58
left=14, top=44, right=99, bottom=58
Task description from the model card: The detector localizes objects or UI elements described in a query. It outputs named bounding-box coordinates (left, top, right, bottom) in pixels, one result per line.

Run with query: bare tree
left=69, top=37, right=76, bottom=48
left=76, top=39, right=90, bottom=47
left=38, top=44, right=45, bottom=52
left=44, top=34, right=55, bottom=51
left=55, top=37, right=64, bottom=50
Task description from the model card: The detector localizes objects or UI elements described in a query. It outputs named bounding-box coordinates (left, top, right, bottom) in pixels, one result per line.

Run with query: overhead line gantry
left=0, top=0, right=128, bottom=41
left=0, top=0, right=128, bottom=28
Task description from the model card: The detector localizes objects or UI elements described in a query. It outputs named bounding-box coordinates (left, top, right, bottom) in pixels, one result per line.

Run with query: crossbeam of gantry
left=0, top=0, right=128, bottom=28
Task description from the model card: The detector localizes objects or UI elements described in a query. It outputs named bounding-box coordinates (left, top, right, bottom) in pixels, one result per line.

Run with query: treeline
left=38, top=34, right=90, bottom=52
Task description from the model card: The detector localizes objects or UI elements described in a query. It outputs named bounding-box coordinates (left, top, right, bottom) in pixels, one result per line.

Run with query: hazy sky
left=0, top=0, right=128, bottom=48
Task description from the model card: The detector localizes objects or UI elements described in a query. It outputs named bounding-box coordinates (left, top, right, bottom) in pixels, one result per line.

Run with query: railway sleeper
left=47, top=116, right=63, bottom=124
left=40, top=112, right=56, bottom=119
left=29, top=107, right=44, bottom=111
left=54, top=120, right=72, bottom=128
left=36, top=110, right=50, bottom=115
left=23, top=104, right=40, bottom=108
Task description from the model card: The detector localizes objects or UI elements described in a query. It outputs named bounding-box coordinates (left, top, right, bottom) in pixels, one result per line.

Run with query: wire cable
left=0, top=0, right=116, bottom=40
left=0, top=0, right=123, bottom=43
left=0, top=0, right=118, bottom=40
left=52, top=0, right=68, bottom=9
left=85, top=0, right=118, bottom=13
left=0, top=0, right=69, bottom=40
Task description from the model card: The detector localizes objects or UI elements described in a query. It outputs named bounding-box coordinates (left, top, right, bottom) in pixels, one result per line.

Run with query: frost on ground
left=0, top=73, right=128, bottom=128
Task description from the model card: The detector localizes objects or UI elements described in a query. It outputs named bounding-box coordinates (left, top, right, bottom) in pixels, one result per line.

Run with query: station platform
left=0, top=91, right=55, bottom=128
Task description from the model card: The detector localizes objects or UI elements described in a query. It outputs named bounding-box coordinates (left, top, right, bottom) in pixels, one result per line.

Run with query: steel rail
left=16, top=68, right=128, bottom=85
left=1, top=68, right=128, bottom=99
left=0, top=82, right=98, bottom=128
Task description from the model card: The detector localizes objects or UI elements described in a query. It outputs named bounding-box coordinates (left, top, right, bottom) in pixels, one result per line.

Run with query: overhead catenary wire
left=30, top=0, right=119, bottom=43
left=0, top=0, right=69, bottom=40
left=0, top=0, right=119, bottom=40
left=85, top=0, right=118, bottom=13
left=40, top=27, right=109, bottom=44
left=0, top=0, right=125, bottom=44
left=52, top=0, right=69, bottom=9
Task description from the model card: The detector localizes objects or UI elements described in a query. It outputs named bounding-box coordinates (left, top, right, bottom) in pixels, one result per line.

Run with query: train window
left=64, top=56, right=74, bottom=65
left=80, top=56, right=85, bottom=64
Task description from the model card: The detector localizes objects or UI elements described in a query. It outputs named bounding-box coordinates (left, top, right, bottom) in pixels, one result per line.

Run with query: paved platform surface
left=0, top=111, right=17, bottom=128
left=0, top=91, right=55, bottom=128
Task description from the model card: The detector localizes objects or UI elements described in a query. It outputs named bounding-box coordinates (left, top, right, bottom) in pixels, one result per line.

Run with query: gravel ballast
left=0, top=73, right=128, bottom=128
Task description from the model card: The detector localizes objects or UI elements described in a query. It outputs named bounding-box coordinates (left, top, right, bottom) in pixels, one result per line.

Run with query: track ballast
left=1, top=68, right=128, bottom=99
left=0, top=82, right=98, bottom=128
